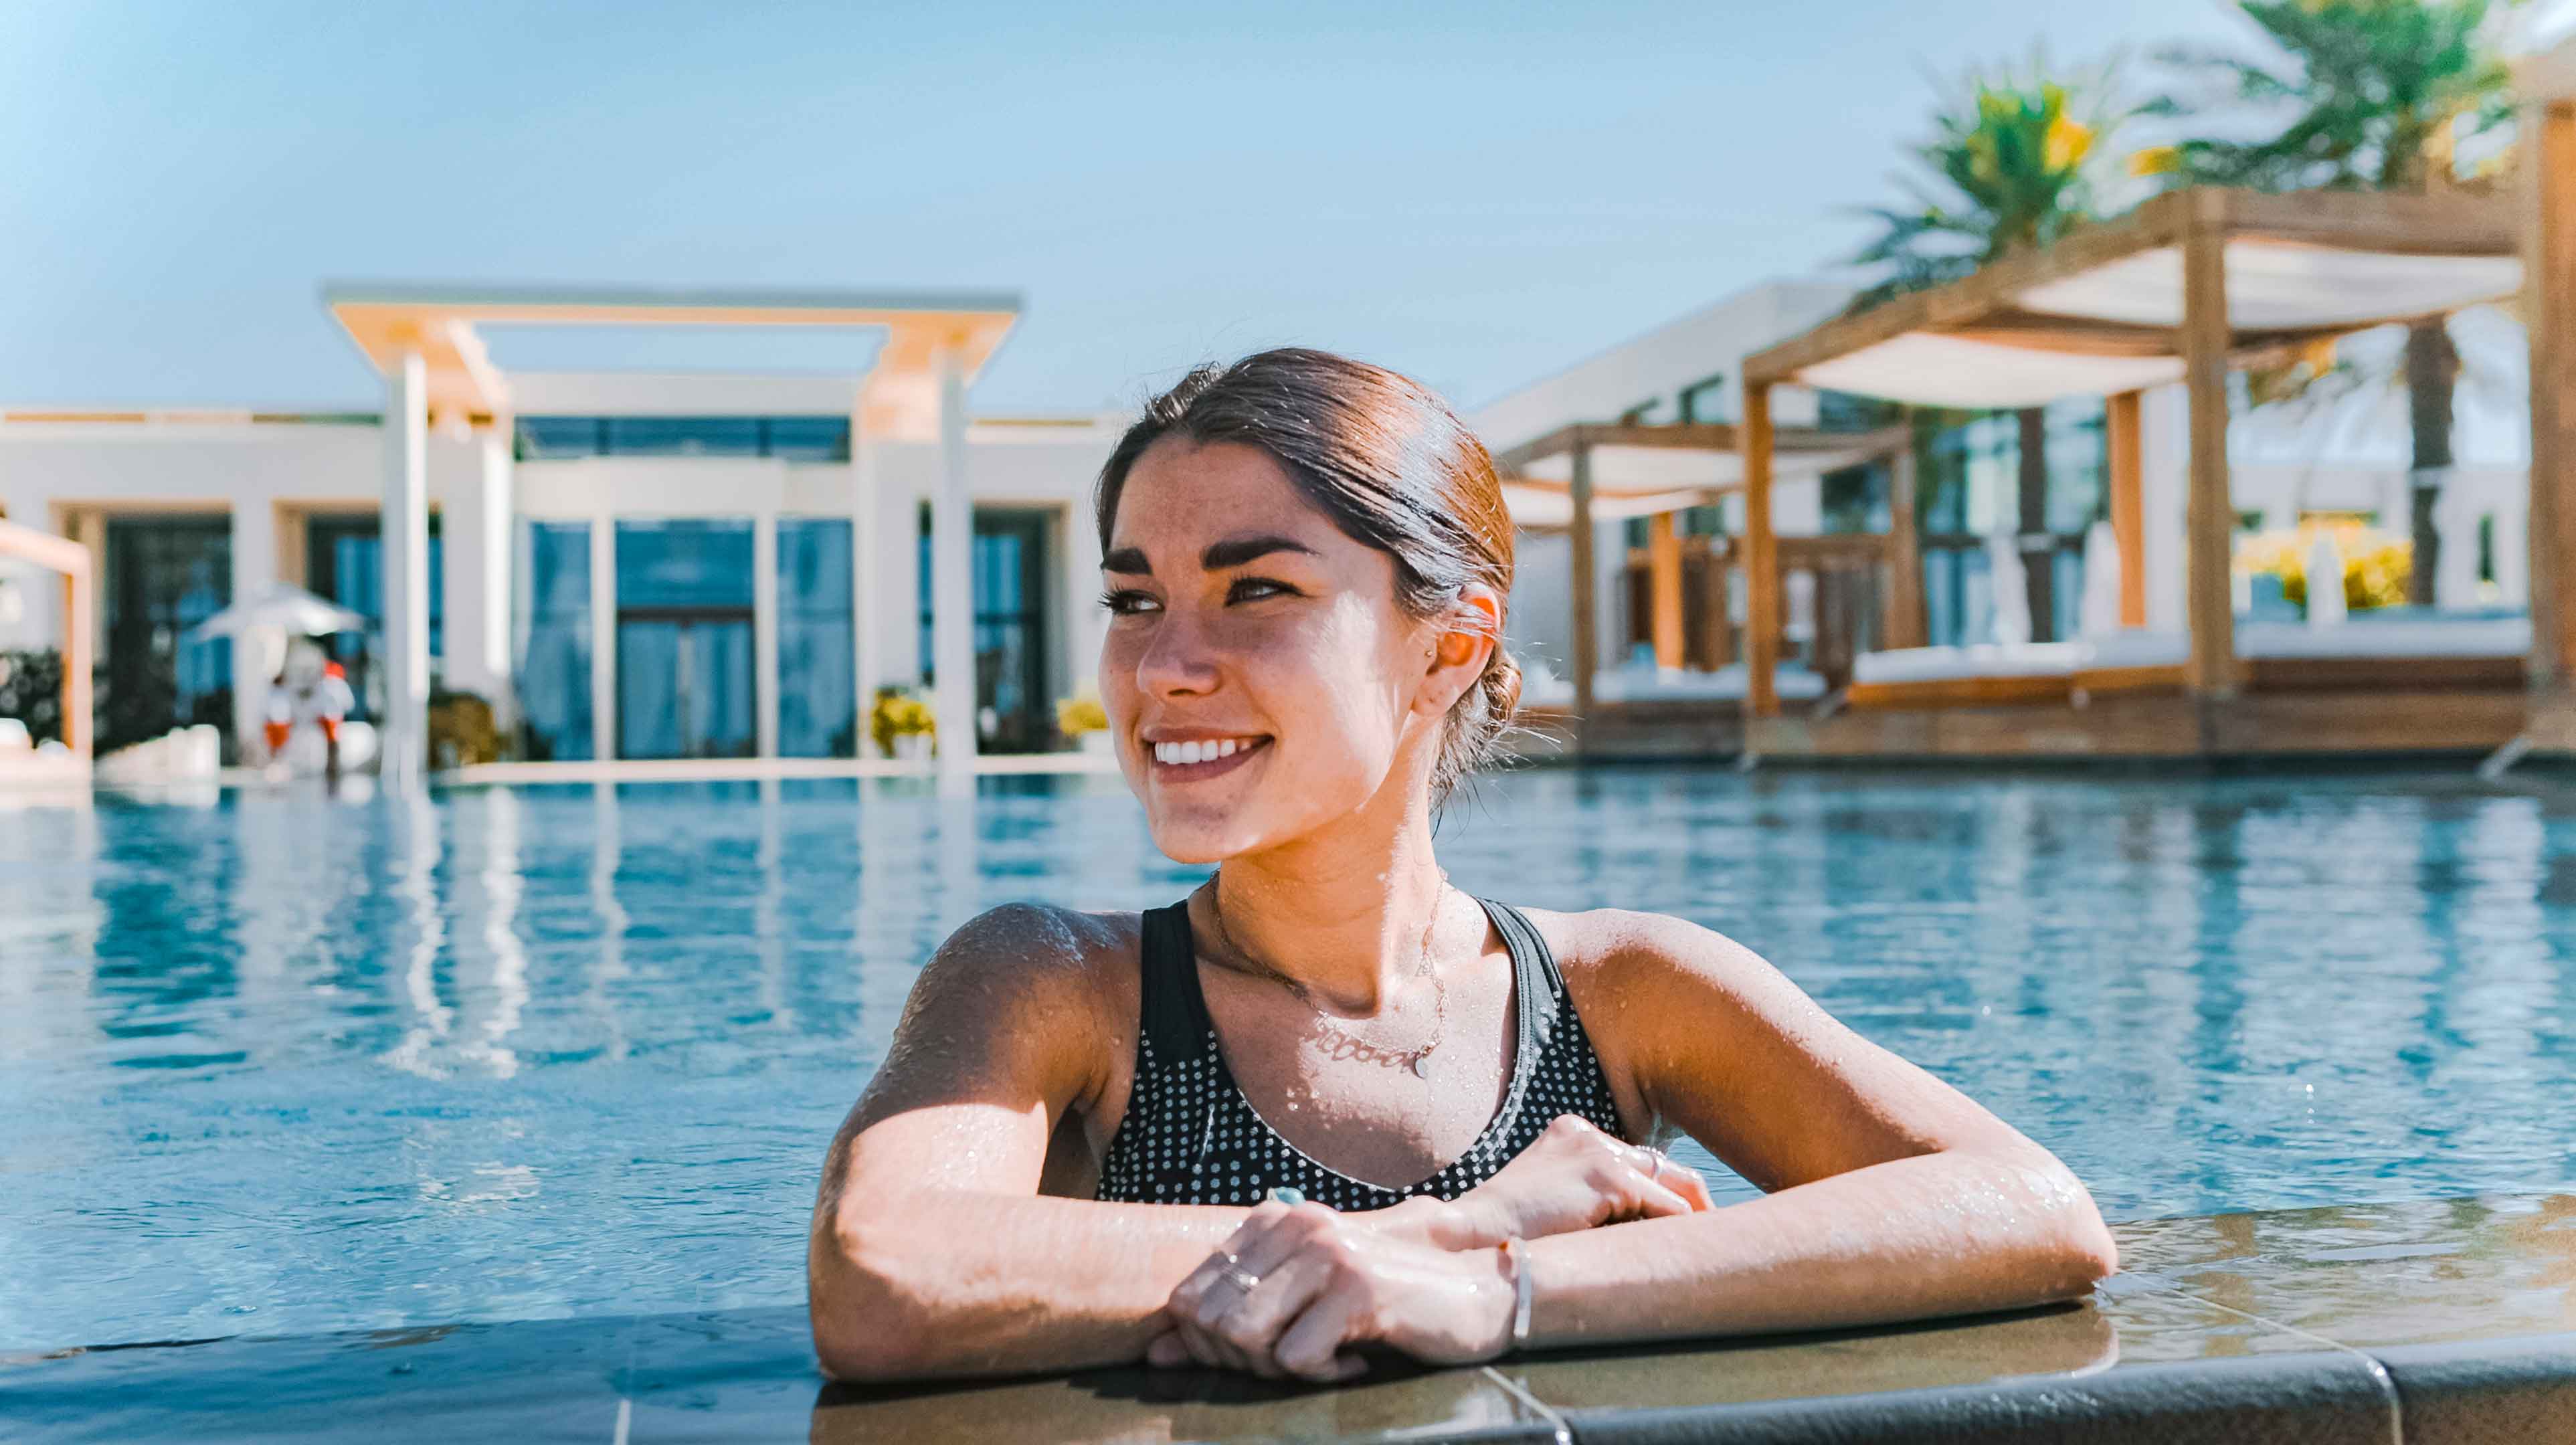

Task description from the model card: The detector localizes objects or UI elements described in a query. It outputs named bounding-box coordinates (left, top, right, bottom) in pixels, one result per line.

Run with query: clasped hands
left=1146, top=1115, right=1714, bottom=1382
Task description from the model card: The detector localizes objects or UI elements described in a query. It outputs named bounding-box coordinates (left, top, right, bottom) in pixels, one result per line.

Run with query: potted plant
left=1056, top=692, right=1113, bottom=755
left=869, top=686, right=936, bottom=762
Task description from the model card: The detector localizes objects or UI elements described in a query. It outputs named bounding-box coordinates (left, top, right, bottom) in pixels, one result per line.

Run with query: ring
left=1641, top=1144, right=1669, bottom=1177
left=1218, top=1263, right=1262, bottom=1295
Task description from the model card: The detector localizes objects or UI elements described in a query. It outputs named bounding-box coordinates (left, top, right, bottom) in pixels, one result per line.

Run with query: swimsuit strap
left=1135, top=900, right=1214, bottom=1063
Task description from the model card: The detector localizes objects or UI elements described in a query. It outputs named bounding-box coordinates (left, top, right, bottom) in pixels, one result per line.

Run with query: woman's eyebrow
left=1099, top=535, right=1319, bottom=577
left=1200, top=535, right=1318, bottom=570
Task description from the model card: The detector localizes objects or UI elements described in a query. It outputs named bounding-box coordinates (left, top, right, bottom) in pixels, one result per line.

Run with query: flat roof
left=324, top=284, right=1024, bottom=439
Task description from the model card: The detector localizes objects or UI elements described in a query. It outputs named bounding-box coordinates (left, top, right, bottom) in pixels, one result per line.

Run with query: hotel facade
left=0, top=288, right=1123, bottom=792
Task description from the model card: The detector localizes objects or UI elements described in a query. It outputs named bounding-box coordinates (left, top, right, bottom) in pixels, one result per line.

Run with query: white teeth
left=1154, top=737, right=1257, bottom=765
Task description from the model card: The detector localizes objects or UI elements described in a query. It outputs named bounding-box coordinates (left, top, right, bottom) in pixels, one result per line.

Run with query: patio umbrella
left=185, top=582, right=368, bottom=641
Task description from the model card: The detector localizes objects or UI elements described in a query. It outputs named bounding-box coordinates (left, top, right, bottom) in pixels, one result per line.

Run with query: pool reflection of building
left=0, top=287, right=1119, bottom=789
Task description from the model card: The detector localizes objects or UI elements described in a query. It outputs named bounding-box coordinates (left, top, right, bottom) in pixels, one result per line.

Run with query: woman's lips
left=1147, top=735, right=1271, bottom=781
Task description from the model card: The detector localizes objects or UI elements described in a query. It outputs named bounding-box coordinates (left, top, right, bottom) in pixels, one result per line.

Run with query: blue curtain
left=777, top=518, right=857, bottom=757
left=512, top=520, right=593, bottom=761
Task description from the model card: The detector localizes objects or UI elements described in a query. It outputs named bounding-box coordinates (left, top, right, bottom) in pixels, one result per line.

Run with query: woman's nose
left=1133, top=610, right=1221, bottom=698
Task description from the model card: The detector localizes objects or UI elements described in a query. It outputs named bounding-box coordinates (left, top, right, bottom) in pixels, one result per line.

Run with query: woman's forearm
left=1520, top=1146, right=2118, bottom=1347
left=810, top=1189, right=1254, bottom=1379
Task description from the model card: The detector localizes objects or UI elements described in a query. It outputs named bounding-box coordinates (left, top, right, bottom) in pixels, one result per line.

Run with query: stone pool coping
left=7, top=1190, right=2573, bottom=1443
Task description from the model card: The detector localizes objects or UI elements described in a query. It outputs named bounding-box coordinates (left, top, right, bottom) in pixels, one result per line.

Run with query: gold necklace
left=1204, top=870, right=1450, bottom=1077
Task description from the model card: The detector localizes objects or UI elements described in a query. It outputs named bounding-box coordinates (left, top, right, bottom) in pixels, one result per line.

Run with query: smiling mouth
left=1147, top=735, right=1271, bottom=777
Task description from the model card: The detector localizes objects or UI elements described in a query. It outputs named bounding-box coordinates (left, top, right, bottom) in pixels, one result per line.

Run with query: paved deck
left=6, top=1190, right=2571, bottom=1443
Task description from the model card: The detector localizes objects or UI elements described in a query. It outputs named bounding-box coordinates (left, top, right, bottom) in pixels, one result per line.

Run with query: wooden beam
left=1568, top=443, right=1598, bottom=724
left=1703, top=543, right=1734, bottom=668
left=2181, top=209, right=2239, bottom=698
left=1744, top=383, right=1780, bottom=717
left=1491, top=421, right=1909, bottom=472
left=1884, top=428, right=1927, bottom=648
left=2221, top=188, right=2519, bottom=256
left=2106, top=389, right=2147, bottom=628
left=2530, top=101, right=2576, bottom=689
left=1647, top=512, right=1683, bottom=668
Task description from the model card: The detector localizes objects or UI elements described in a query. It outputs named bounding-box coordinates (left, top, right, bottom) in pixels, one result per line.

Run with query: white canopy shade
left=1797, top=332, right=2187, bottom=411
left=1500, top=438, right=1890, bottom=528
left=187, top=582, right=369, bottom=640
left=1750, top=189, right=2524, bottom=411
left=2018, top=242, right=2520, bottom=333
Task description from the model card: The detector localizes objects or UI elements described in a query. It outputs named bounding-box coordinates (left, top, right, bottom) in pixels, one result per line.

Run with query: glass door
left=617, top=613, right=755, bottom=759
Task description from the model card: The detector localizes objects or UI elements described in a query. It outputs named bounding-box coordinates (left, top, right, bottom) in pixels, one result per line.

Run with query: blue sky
left=2, top=1, right=2264, bottom=416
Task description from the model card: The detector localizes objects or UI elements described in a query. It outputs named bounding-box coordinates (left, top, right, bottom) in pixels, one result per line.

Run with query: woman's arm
left=1556, top=911, right=2122, bottom=1319
left=808, top=904, right=1253, bottom=1380
left=1161, top=910, right=2116, bottom=1378
left=1546, top=905, right=2121, bottom=1340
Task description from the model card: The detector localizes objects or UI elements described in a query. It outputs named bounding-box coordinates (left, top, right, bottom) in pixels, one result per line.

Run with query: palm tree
left=1851, top=56, right=2126, bottom=639
left=2143, top=0, right=2518, bottom=604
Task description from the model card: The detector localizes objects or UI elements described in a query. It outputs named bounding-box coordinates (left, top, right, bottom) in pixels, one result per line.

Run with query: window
left=304, top=512, right=444, bottom=722
left=102, top=515, right=232, bottom=752
left=777, top=517, right=858, bottom=757
left=917, top=504, right=1058, bottom=753
left=1675, top=373, right=1728, bottom=425
left=614, top=520, right=756, bottom=760
left=513, top=520, right=593, bottom=761
left=512, top=416, right=850, bottom=462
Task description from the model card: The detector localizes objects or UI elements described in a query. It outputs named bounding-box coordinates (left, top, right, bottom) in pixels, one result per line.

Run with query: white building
left=0, top=287, right=1121, bottom=791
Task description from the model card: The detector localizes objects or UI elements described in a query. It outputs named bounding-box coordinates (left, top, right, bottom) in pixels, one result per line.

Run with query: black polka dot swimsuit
left=1096, top=895, right=1629, bottom=1212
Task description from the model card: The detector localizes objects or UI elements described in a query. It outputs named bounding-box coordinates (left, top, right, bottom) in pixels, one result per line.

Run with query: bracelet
left=1497, top=1237, right=1534, bottom=1352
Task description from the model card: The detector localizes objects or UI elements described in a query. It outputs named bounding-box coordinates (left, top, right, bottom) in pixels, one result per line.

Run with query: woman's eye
left=1099, top=589, right=1160, bottom=616
left=1228, top=577, right=1298, bottom=603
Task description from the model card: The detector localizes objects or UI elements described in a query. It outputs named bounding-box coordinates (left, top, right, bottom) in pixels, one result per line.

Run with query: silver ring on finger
left=1218, top=1262, right=1262, bottom=1296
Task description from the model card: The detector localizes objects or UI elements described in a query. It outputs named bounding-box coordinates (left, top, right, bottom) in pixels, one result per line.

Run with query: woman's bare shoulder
left=1507, top=903, right=1768, bottom=996
left=912, top=902, right=1145, bottom=1017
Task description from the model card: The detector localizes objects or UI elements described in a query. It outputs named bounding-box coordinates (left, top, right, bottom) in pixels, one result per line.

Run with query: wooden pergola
left=0, top=517, right=94, bottom=759
left=1736, top=185, right=2525, bottom=722
left=1493, top=419, right=1910, bottom=718
left=2520, top=39, right=2576, bottom=755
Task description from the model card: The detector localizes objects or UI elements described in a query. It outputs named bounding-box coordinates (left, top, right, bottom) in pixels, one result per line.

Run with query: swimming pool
left=3, top=766, right=2572, bottom=1353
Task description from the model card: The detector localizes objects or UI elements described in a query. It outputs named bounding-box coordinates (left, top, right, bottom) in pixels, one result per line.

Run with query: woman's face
left=1098, top=439, right=1459, bottom=864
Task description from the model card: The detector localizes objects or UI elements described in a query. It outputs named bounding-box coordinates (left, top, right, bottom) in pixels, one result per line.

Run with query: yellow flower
left=1055, top=693, right=1108, bottom=735
left=2045, top=115, right=2094, bottom=171
left=2128, top=144, right=2181, bottom=177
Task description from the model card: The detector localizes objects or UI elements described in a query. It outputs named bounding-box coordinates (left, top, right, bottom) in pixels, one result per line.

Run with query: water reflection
left=1, top=767, right=2573, bottom=1350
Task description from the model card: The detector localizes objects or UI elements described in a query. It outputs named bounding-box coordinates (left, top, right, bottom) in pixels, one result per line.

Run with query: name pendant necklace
left=1205, top=870, right=1449, bottom=1078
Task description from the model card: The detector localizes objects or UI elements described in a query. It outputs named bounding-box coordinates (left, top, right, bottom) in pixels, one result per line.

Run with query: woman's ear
left=1416, top=586, right=1503, bottom=716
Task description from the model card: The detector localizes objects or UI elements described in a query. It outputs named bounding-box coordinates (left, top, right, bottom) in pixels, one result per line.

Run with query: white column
left=1063, top=494, right=1103, bottom=698
left=589, top=504, right=616, bottom=762
left=229, top=498, right=278, bottom=757
left=876, top=454, right=921, bottom=686
left=382, top=352, right=430, bottom=791
left=437, top=426, right=517, bottom=722
left=932, top=349, right=977, bottom=796
left=850, top=401, right=880, bottom=736
left=753, top=508, right=780, bottom=759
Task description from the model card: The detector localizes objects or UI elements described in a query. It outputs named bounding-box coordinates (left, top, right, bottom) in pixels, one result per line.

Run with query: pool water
left=3, top=766, right=2573, bottom=1352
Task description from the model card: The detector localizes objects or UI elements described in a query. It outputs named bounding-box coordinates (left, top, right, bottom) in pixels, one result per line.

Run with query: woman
left=808, top=349, right=2118, bottom=1385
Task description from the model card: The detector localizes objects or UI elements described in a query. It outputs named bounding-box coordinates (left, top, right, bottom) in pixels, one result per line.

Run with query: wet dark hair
left=1094, top=347, right=1521, bottom=805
